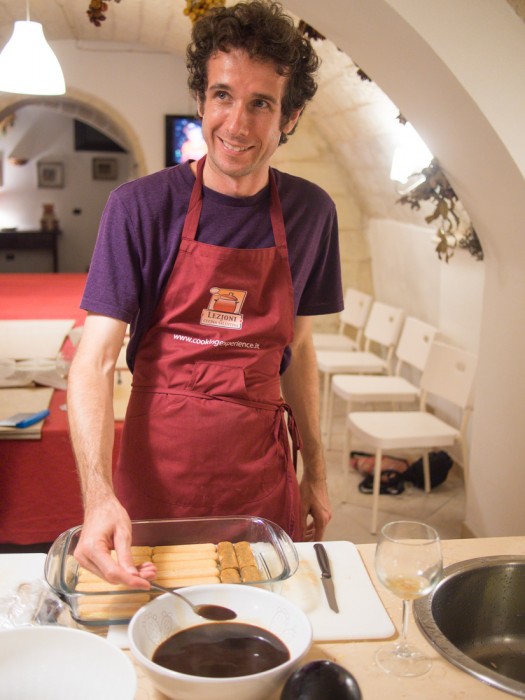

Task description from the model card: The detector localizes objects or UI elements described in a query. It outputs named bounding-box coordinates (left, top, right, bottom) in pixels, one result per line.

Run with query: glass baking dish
left=45, top=516, right=299, bottom=626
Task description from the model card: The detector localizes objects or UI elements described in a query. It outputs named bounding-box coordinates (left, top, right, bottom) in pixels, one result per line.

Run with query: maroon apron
left=114, top=157, right=303, bottom=539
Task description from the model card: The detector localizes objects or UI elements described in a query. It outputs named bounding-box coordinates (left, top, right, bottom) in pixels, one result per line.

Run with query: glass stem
left=397, top=599, right=411, bottom=656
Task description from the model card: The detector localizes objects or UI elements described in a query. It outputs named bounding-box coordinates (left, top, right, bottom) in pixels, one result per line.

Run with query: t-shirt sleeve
left=296, top=200, right=344, bottom=316
left=81, top=189, right=142, bottom=325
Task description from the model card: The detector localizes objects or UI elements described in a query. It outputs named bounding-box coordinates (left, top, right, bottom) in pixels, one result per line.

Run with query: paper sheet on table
left=0, top=319, right=75, bottom=360
left=0, top=387, right=53, bottom=439
left=0, top=358, right=67, bottom=389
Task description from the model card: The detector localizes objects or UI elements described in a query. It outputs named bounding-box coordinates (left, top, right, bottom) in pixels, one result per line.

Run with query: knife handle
left=314, top=543, right=332, bottom=578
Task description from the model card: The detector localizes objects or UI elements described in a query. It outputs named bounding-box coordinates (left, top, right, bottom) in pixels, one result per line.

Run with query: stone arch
left=0, top=87, right=146, bottom=179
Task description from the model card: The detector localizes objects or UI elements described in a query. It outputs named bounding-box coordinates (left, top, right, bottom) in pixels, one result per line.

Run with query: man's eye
left=254, top=99, right=270, bottom=109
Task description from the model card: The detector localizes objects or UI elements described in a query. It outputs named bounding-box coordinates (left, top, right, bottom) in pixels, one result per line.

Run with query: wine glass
left=374, top=520, right=442, bottom=677
left=56, top=343, right=75, bottom=380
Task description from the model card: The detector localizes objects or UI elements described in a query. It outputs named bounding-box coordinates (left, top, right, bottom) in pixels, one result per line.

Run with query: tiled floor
left=314, top=401, right=467, bottom=545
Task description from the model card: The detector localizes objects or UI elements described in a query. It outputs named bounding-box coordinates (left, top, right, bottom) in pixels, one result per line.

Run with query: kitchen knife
left=314, top=543, right=340, bottom=613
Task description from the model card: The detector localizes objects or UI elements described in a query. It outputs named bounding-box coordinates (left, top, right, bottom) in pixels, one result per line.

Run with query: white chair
left=313, top=288, right=373, bottom=352
left=344, top=340, right=477, bottom=534
left=316, top=301, right=405, bottom=434
left=326, top=317, right=438, bottom=448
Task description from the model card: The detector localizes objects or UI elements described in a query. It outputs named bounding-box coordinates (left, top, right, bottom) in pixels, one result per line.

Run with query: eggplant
left=280, top=660, right=362, bottom=700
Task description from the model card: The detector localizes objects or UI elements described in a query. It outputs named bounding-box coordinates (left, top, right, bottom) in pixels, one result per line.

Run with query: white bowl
left=128, top=584, right=313, bottom=700
left=0, top=626, right=136, bottom=700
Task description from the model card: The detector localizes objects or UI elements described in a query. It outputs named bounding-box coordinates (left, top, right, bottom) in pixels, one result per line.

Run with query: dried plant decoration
left=397, top=159, right=483, bottom=262
left=183, top=0, right=226, bottom=24
left=87, top=0, right=121, bottom=27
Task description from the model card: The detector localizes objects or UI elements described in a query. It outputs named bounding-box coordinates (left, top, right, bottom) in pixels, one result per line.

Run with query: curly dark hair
left=186, top=1, right=319, bottom=143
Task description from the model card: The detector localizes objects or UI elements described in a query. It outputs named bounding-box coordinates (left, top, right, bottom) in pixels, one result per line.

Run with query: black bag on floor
left=356, top=450, right=453, bottom=495
left=403, top=450, right=453, bottom=489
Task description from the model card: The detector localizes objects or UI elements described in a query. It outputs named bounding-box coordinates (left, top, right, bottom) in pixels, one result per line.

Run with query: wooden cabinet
left=0, top=229, right=60, bottom=272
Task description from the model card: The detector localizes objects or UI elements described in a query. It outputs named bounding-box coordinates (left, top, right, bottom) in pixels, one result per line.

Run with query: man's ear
left=197, top=96, right=204, bottom=118
left=282, top=108, right=303, bottom=135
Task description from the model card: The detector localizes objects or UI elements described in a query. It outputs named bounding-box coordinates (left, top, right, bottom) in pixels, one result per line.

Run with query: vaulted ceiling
left=1, top=0, right=523, bottom=224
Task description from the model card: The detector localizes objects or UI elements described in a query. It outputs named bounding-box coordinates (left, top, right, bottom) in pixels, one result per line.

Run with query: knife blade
left=314, top=543, right=339, bottom=613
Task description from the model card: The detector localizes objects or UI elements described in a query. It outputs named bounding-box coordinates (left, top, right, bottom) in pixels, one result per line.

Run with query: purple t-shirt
left=82, top=161, right=343, bottom=372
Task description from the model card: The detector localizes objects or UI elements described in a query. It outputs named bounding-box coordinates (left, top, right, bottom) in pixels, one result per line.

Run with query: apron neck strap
left=181, top=156, right=288, bottom=251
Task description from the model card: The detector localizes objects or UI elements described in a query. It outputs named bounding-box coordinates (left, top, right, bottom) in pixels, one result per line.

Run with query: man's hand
left=281, top=316, right=332, bottom=541
left=300, top=471, right=332, bottom=541
left=73, top=494, right=156, bottom=589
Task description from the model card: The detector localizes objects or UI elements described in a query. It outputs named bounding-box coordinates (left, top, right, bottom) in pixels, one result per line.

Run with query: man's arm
left=67, top=312, right=155, bottom=587
left=281, top=316, right=331, bottom=541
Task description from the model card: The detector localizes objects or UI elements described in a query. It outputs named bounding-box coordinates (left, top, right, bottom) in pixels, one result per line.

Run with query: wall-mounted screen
left=165, top=115, right=207, bottom=167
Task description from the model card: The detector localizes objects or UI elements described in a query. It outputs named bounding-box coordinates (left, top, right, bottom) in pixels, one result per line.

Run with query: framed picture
left=165, top=115, right=207, bottom=167
left=92, top=157, right=118, bottom=181
left=37, top=161, right=64, bottom=189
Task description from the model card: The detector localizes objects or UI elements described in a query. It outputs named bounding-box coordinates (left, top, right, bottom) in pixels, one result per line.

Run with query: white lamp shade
left=0, top=20, right=65, bottom=95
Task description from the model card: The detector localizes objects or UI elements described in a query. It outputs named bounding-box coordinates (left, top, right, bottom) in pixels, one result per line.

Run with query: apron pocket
left=188, top=362, right=249, bottom=400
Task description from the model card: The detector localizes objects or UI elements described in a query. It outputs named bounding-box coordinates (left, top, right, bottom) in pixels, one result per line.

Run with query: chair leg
left=371, top=447, right=383, bottom=535
left=423, top=451, right=431, bottom=493
left=325, top=382, right=335, bottom=449
left=459, top=437, right=469, bottom=491
left=342, top=418, right=351, bottom=502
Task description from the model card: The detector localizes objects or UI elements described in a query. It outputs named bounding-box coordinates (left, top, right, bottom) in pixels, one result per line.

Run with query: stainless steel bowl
left=414, top=556, right=525, bottom=698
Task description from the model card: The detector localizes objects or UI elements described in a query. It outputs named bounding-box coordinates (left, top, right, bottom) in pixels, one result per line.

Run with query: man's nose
left=225, top=102, right=250, bottom=136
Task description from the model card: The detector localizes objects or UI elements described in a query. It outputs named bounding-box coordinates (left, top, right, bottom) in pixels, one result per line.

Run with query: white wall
left=53, top=41, right=194, bottom=175
left=285, top=0, right=525, bottom=537
left=367, top=218, right=485, bottom=354
left=0, top=105, right=131, bottom=272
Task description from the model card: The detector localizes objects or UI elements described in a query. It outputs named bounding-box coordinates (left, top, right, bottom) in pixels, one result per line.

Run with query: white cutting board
left=279, top=541, right=395, bottom=642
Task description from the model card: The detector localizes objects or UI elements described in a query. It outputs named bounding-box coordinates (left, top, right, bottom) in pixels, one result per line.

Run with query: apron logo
left=200, top=287, right=247, bottom=330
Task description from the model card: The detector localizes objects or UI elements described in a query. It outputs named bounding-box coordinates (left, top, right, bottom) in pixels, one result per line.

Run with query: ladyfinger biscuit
left=153, top=565, right=219, bottom=580
left=77, top=592, right=150, bottom=605
left=130, top=545, right=152, bottom=555
left=240, top=565, right=261, bottom=583
left=152, top=551, right=219, bottom=563
left=153, top=543, right=216, bottom=554
left=110, top=550, right=152, bottom=564
left=75, top=581, right=135, bottom=593
left=76, top=602, right=144, bottom=620
left=217, top=541, right=238, bottom=570
left=77, top=567, right=105, bottom=584
left=220, top=568, right=241, bottom=584
left=152, top=576, right=221, bottom=587
left=234, top=541, right=257, bottom=568
left=154, top=558, right=218, bottom=572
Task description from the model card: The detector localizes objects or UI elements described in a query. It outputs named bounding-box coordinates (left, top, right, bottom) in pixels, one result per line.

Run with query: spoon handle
left=150, top=582, right=176, bottom=595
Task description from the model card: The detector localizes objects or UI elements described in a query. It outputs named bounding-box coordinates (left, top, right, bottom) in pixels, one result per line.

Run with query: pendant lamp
left=0, top=17, right=66, bottom=95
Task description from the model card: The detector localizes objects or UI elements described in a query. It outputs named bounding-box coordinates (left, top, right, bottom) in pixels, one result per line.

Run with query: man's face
left=198, top=48, right=301, bottom=196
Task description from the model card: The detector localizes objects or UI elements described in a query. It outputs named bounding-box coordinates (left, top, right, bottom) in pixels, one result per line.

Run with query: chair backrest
left=363, top=301, right=405, bottom=348
left=339, top=288, right=373, bottom=329
left=394, top=317, right=438, bottom=373
left=420, top=340, right=477, bottom=409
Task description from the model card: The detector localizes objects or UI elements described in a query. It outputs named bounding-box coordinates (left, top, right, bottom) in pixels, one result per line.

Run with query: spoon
left=149, top=582, right=237, bottom=621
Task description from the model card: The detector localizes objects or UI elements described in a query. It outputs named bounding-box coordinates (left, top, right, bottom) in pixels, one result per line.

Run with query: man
left=68, top=0, right=343, bottom=588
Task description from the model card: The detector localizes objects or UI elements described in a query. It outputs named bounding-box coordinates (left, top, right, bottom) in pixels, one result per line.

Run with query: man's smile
left=219, top=137, right=252, bottom=153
